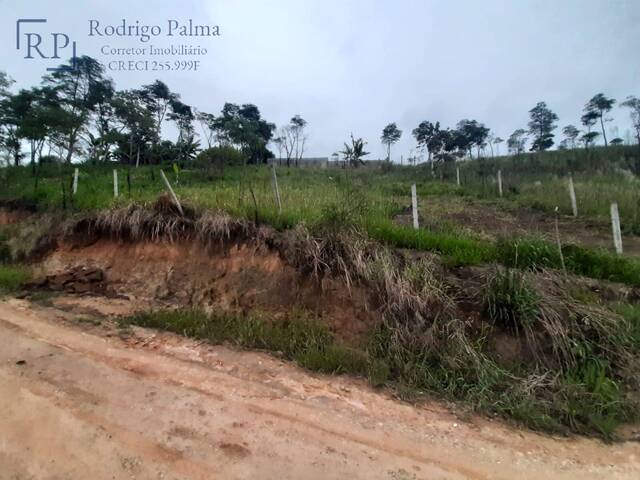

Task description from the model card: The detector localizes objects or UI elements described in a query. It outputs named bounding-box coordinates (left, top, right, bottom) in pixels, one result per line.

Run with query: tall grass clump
left=0, top=264, right=31, bottom=295
left=122, top=309, right=368, bottom=375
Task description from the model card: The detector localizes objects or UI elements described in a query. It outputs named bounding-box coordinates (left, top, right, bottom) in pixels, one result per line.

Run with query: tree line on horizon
left=0, top=56, right=289, bottom=170
left=379, top=95, right=640, bottom=166
left=0, top=56, right=639, bottom=171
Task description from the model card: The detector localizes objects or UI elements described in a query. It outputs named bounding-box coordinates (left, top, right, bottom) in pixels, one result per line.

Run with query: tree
left=0, top=71, right=18, bottom=164
left=341, top=134, right=369, bottom=167
left=381, top=123, right=402, bottom=161
left=9, top=87, right=66, bottom=172
left=455, top=119, right=489, bottom=158
left=610, top=137, right=624, bottom=146
left=584, top=93, right=615, bottom=146
left=580, top=131, right=600, bottom=149
left=111, top=90, right=156, bottom=165
left=213, top=103, right=275, bottom=164
left=561, top=125, right=580, bottom=149
left=167, top=99, right=196, bottom=163
left=0, top=71, right=13, bottom=99
left=43, top=56, right=108, bottom=163
left=279, top=115, right=307, bottom=167
left=527, top=102, right=558, bottom=151
left=580, top=110, right=600, bottom=148
left=412, top=121, right=442, bottom=161
left=493, top=137, right=504, bottom=156
left=194, top=110, right=217, bottom=148
left=136, top=80, right=178, bottom=145
left=85, top=78, right=116, bottom=162
left=507, top=129, right=527, bottom=155
left=620, top=96, right=640, bottom=145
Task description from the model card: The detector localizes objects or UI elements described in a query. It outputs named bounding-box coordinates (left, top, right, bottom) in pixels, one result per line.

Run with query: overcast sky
left=1, top=0, right=639, bottom=160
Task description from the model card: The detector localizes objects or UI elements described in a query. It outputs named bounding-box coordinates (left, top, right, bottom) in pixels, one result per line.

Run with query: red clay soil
left=35, top=238, right=376, bottom=343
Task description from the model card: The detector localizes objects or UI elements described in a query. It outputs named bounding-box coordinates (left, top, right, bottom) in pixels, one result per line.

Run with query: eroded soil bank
left=35, top=237, right=376, bottom=342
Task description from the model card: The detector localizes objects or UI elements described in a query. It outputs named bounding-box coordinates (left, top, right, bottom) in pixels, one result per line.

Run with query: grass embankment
left=2, top=162, right=639, bottom=286
left=110, top=203, right=640, bottom=439
left=122, top=296, right=640, bottom=439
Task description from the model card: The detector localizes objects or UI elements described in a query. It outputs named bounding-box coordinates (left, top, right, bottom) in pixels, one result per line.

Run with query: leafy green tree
left=455, top=119, right=489, bottom=158
left=584, top=93, right=615, bottom=146
left=580, top=110, right=600, bottom=148
left=620, top=96, right=640, bottom=145
left=581, top=131, right=600, bottom=149
left=341, top=134, right=369, bottom=167
left=0, top=71, right=18, bottom=165
left=381, top=123, right=402, bottom=161
left=213, top=103, right=275, bottom=164
left=136, top=80, right=178, bottom=145
left=527, top=102, right=558, bottom=151
left=9, top=87, right=65, bottom=171
left=610, top=137, right=624, bottom=146
left=43, top=56, right=108, bottom=163
left=562, top=125, right=580, bottom=149
left=111, top=90, right=156, bottom=164
left=85, top=78, right=116, bottom=162
left=507, top=129, right=527, bottom=155
left=412, top=121, right=440, bottom=160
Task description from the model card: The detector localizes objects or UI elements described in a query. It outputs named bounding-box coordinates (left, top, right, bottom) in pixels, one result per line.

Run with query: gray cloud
left=1, top=0, right=639, bottom=159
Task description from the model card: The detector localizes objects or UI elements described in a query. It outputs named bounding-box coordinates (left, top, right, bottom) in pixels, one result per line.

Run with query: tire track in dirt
left=1, top=299, right=638, bottom=480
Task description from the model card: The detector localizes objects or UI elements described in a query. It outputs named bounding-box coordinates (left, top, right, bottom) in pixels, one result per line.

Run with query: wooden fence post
left=72, top=168, right=78, bottom=195
left=610, top=202, right=623, bottom=254
left=411, top=184, right=419, bottom=230
left=456, top=167, right=460, bottom=186
left=568, top=175, right=577, bottom=217
left=497, top=170, right=503, bottom=197
left=271, top=164, right=282, bottom=214
left=160, top=169, right=184, bottom=215
left=113, top=169, right=118, bottom=198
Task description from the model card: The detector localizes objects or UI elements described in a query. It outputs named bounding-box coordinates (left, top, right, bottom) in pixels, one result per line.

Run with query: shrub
left=484, top=268, right=539, bottom=334
left=0, top=264, right=31, bottom=295
left=195, top=147, right=247, bottom=177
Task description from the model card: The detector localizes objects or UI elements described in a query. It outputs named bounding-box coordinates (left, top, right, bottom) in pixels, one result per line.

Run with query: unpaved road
left=1, top=298, right=639, bottom=480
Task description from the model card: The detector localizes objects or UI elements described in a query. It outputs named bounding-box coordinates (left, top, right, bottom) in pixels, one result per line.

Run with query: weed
left=484, top=268, right=539, bottom=335
left=0, top=264, right=31, bottom=295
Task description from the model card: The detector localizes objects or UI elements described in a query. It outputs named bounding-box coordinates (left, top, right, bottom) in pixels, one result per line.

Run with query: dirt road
left=0, top=298, right=638, bottom=480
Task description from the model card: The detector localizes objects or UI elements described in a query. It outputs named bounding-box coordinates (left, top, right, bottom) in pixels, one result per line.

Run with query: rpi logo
left=16, top=19, right=78, bottom=72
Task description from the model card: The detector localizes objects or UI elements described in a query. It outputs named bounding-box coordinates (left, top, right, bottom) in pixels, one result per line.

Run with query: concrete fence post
left=72, top=168, right=79, bottom=195
left=568, top=175, right=578, bottom=217
left=411, top=184, right=419, bottom=230
left=610, top=202, right=623, bottom=254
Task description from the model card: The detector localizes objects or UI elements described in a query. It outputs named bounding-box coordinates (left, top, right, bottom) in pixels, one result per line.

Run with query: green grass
left=2, top=160, right=639, bottom=285
left=455, top=146, right=640, bottom=234
left=122, top=307, right=638, bottom=438
left=121, top=309, right=369, bottom=376
left=0, top=264, right=31, bottom=295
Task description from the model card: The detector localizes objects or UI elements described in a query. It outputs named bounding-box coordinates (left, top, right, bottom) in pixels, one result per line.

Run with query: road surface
left=0, top=298, right=638, bottom=480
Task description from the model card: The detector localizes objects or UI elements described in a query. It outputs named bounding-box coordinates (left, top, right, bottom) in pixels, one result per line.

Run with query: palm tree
left=340, top=134, right=369, bottom=168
